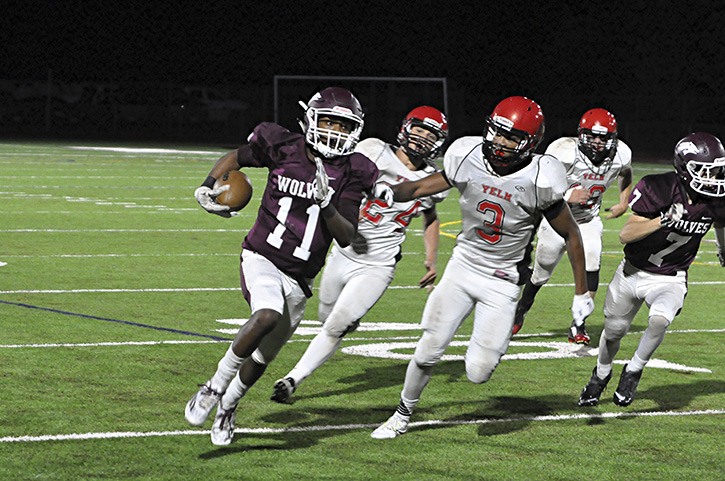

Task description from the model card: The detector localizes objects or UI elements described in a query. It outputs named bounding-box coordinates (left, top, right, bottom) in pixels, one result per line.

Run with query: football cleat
left=578, top=367, right=612, bottom=407
left=613, top=364, right=643, bottom=407
left=270, top=377, right=296, bottom=404
left=184, top=382, right=222, bottom=426
left=512, top=304, right=526, bottom=335
left=568, top=321, right=591, bottom=345
left=211, top=404, right=237, bottom=446
left=371, top=412, right=410, bottom=439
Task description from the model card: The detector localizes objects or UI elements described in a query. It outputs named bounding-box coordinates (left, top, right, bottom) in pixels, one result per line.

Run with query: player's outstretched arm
left=548, top=203, right=588, bottom=296
left=619, top=203, right=686, bottom=244
left=419, top=208, right=440, bottom=288
left=320, top=204, right=355, bottom=247
left=606, top=166, right=633, bottom=219
left=392, top=172, right=451, bottom=202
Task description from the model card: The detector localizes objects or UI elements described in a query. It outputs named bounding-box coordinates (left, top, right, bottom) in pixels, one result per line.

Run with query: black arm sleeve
left=542, top=199, right=566, bottom=222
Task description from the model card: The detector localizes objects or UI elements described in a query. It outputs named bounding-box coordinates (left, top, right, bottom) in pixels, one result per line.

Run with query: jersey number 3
left=476, top=200, right=504, bottom=244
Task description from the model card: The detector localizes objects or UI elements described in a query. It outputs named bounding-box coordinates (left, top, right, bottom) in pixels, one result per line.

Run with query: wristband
left=201, top=176, right=216, bottom=189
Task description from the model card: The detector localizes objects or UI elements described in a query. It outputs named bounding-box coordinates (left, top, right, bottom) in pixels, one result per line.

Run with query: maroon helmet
left=299, top=87, right=364, bottom=158
left=482, top=96, right=545, bottom=175
left=673, top=132, right=725, bottom=198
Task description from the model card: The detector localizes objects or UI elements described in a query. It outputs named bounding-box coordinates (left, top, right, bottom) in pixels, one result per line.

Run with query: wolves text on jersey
left=276, top=174, right=334, bottom=201
left=671, top=219, right=712, bottom=235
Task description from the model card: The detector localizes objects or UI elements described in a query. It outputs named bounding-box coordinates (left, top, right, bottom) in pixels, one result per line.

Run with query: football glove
left=571, top=293, right=594, bottom=325
left=373, top=183, right=394, bottom=206
left=660, top=203, right=686, bottom=227
left=194, top=185, right=236, bottom=217
left=313, top=158, right=333, bottom=209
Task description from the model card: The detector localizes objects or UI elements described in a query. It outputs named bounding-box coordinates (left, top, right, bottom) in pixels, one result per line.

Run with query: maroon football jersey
left=237, top=122, right=379, bottom=280
left=625, top=172, right=725, bottom=275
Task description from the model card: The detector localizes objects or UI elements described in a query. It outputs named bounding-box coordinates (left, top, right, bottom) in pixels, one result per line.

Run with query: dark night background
left=2, top=0, right=725, bottom=158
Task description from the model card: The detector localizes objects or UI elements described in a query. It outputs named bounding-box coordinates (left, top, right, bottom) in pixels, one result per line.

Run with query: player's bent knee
left=413, top=335, right=447, bottom=367
left=413, top=348, right=443, bottom=367
left=465, top=349, right=501, bottom=384
left=322, top=313, right=359, bottom=338
left=251, top=308, right=283, bottom=334
left=603, top=317, right=629, bottom=340
left=648, top=315, right=670, bottom=335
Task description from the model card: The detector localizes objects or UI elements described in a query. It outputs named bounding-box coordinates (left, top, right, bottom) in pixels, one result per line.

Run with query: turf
left=0, top=141, right=722, bottom=481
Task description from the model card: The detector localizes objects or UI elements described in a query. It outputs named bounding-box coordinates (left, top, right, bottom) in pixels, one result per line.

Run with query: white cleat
left=211, top=404, right=237, bottom=446
left=184, top=382, right=222, bottom=426
left=371, top=412, right=410, bottom=439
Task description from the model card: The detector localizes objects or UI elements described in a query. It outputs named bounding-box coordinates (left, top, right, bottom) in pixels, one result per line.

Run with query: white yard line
left=1, top=409, right=722, bottom=443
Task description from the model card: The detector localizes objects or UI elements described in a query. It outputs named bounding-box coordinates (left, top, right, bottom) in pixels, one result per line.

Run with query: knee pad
left=586, top=270, right=600, bottom=293
left=322, top=309, right=360, bottom=338
left=647, top=315, right=670, bottom=336
left=604, top=317, right=630, bottom=340
left=465, top=348, right=502, bottom=384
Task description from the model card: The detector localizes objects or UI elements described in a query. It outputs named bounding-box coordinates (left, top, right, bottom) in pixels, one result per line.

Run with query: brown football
left=214, top=170, right=253, bottom=211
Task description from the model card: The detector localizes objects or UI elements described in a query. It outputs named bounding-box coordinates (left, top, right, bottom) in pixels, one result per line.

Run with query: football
left=214, top=170, right=253, bottom=211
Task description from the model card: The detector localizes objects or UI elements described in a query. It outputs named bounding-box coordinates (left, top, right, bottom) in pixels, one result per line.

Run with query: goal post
left=273, top=75, right=448, bottom=142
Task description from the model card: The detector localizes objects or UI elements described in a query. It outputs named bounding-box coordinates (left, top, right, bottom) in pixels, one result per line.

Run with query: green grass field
left=0, top=141, right=722, bottom=481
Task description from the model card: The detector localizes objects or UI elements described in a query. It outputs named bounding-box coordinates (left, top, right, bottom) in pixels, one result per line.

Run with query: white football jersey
left=444, top=136, right=567, bottom=283
left=335, top=138, right=448, bottom=266
left=545, top=137, right=632, bottom=223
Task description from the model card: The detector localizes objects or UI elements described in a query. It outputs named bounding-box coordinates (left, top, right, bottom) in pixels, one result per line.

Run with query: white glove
left=194, top=185, right=236, bottom=217
left=313, top=158, right=333, bottom=208
left=373, top=183, right=394, bottom=206
left=660, top=203, right=686, bottom=227
left=571, top=293, right=594, bottom=325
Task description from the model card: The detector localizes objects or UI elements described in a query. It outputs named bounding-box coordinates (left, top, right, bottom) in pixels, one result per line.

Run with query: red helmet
left=577, top=108, right=618, bottom=172
left=482, top=96, right=544, bottom=174
left=299, top=87, right=365, bottom=158
left=396, top=106, right=448, bottom=167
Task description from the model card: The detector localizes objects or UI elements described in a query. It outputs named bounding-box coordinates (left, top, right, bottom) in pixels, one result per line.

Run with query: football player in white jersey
left=513, top=108, right=633, bottom=344
left=270, top=106, right=450, bottom=403
left=370, top=96, right=594, bottom=439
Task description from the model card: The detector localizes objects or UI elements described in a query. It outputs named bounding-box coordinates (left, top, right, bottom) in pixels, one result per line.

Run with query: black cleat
left=613, top=364, right=643, bottom=407
left=578, top=367, right=612, bottom=407
left=271, top=377, right=296, bottom=404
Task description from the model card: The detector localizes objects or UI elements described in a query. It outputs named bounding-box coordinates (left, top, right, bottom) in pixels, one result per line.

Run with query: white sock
left=287, top=331, right=342, bottom=386
left=399, top=360, right=432, bottom=415
left=220, top=375, right=248, bottom=410
left=627, top=353, right=647, bottom=373
left=596, top=363, right=612, bottom=380
left=210, top=345, right=244, bottom=393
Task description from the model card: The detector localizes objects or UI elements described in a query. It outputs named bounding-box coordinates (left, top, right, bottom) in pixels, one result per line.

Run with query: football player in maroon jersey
left=579, top=132, right=725, bottom=408
left=185, top=87, right=380, bottom=445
